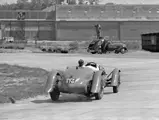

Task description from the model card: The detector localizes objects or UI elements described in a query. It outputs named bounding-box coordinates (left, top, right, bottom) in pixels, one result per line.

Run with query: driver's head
left=78, top=59, right=84, bottom=67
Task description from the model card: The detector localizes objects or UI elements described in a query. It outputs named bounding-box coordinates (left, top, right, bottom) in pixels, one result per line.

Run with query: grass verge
left=0, top=40, right=142, bottom=54
left=0, top=64, right=49, bottom=104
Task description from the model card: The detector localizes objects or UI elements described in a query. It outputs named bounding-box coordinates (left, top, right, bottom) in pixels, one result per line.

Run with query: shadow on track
left=31, top=95, right=93, bottom=104
left=31, top=92, right=113, bottom=104
left=104, top=91, right=113, bottom=95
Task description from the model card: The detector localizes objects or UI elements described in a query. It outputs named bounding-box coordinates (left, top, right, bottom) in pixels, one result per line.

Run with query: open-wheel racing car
left=44, top=60, right=121, bottom=101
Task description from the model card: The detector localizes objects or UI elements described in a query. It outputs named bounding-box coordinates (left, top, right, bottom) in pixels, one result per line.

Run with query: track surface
left=0, top=51, right=159, bottom=120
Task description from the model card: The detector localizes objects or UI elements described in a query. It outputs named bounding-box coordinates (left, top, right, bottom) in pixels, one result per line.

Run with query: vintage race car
left=44, top=62, right=121, bottom=101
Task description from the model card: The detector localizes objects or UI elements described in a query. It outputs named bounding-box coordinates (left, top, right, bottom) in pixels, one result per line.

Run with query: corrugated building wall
left=57, top=21, right=159, bottom=41
left=57, top=21, right=119, bottom=41
left=56, top=5, right=159, bottom=42
left=1, top=5, right=159, bottom=42
left=0, top=10, right=56, bottom=40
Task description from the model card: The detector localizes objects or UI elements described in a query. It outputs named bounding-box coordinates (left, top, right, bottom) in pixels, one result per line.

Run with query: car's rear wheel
left=49, top=88, right=60, bottom=101
left=94, top=84, right=104, bottom=100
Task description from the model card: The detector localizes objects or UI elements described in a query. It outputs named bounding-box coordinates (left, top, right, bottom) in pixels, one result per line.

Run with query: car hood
left=64, top=66, right=94, bottom=81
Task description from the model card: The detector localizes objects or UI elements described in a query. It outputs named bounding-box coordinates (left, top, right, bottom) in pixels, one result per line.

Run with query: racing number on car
left=66, top=78, right=76, bottom=84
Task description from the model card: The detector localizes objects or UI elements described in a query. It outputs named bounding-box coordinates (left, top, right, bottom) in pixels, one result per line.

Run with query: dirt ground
left=0, top=64, right=48, bottom=103
left=0, top=51, right=159, bottom=120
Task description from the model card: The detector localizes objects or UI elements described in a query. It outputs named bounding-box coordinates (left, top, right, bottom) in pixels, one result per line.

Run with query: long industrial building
left=55, top=4, right=159, bottom=42
left=1, top=4, right=159, bottom=43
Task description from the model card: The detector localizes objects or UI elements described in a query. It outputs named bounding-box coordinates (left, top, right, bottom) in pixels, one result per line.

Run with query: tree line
left=0, top=0, right=101, bottom=10
left=0, top=0, right=56, bottom=10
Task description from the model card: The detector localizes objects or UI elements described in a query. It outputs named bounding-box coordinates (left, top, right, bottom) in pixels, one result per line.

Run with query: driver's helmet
left=78, top=59, right=84, bottom=67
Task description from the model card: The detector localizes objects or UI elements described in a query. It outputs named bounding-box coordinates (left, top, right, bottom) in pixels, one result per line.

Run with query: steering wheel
left=85, top=62, right=97, bottom=68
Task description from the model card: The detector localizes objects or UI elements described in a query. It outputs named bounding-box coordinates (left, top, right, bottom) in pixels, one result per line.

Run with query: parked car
left=87, top=37, right=128, bottom=54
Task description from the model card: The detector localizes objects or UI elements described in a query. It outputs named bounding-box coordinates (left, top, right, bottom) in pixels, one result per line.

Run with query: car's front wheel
left=113, top=86, right=118, bottom=93
left=113, top=72, right=120, bottom=93
left=91, top=52, right=96, bottom=54
left=49, top=88, right=60, bottom=101
left=120, top=48, right=127, bottom=54
left=94, top=84, right=104, bottom=100
left=115, top=49, right=120, bottom=54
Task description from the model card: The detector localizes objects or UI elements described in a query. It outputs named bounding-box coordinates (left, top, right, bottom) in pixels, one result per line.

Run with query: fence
left=0, top=20, right=56, bottom=41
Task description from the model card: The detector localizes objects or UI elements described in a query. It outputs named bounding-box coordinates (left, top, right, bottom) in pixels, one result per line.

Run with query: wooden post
left=118, top=21, right=121, bottom=41
left=55, top=0, right=57, bottom=41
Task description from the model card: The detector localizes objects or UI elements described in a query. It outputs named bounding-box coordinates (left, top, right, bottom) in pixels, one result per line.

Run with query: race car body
left=44, top=62, right=121, bottom=101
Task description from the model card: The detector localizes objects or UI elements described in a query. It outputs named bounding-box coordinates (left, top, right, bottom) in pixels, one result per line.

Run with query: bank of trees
left=0, top=0, right=101, bottom=10
left=0, top=0, right=56, bottom=10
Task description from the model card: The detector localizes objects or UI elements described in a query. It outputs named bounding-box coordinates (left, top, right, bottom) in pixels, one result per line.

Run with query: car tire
left=94, top=84, right=104, bottom=100
left=113, top=86, right=118, bottom=93
left=42, top=48, right=46, bottom=52
left=91, top=52, right=96, bottom=54
left=120, top=48, right=126, bottom=54
left=113, top=72, right=120, bottom=93
left=48, top=48, right=52, bottom=52
left=49, top=88, right=60, bottom=101
left=115, top=49, right=119, bottom=54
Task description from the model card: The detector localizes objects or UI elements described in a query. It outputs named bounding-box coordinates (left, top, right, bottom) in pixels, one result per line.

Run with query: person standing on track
left=95, top=24, right=101, bottom=39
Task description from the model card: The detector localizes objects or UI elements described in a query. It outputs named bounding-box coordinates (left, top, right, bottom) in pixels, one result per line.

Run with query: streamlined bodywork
left=44, top=62, right=121, bottom=101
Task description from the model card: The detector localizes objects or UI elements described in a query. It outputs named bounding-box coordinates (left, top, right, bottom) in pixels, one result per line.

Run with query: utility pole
left=54, top=0, right=57, bottom=40
left=17, top=11, right=25, bottom=41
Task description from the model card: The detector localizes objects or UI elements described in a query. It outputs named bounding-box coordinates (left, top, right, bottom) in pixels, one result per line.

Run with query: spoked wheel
left=49, top=88, right=60, bottom=101
left=94, top=84, right=104, bottom=100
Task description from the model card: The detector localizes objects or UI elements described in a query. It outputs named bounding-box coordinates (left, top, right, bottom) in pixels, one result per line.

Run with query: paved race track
left=0, top=52, right=159, bottom=120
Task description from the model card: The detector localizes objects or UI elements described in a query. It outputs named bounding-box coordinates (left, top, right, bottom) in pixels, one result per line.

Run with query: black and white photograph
left=0, top=0, right=159, bottom=120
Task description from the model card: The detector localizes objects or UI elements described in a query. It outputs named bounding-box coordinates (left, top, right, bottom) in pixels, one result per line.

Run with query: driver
left=95, top=24, right=101, bottom=39
left=78, top=59, right=85, bottom=67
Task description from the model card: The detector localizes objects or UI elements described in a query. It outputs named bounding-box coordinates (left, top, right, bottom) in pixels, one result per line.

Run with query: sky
left=1, top=0, right=159, bottom=5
